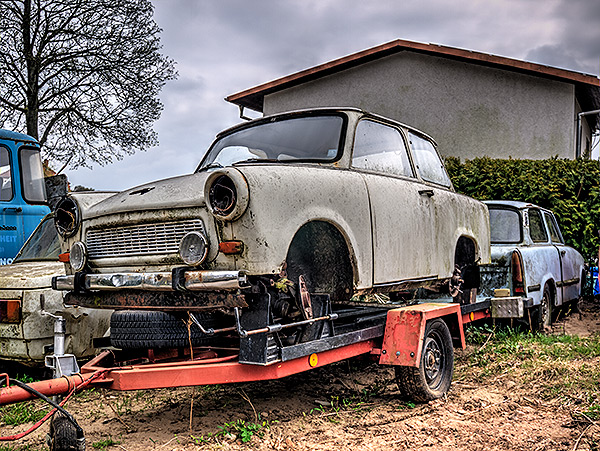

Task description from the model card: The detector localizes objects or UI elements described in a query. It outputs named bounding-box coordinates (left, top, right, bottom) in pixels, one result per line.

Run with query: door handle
left=418, top=189, right=434, bottom=197
left=3, top=207, right=22, bottom=212
left=560, top=250, right=566, bottom=257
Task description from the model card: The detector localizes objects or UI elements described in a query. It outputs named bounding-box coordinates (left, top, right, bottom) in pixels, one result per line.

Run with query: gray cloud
left=63, top=0, right=598, bottom=190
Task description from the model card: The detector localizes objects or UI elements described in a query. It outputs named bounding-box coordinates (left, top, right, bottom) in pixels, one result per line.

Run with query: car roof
left=214, top=107, right=437, bottom=144
left=483, top=200, right=544, bottom=210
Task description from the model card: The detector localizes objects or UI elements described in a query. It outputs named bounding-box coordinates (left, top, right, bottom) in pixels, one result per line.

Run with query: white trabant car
left=0, top=214, right=111, bottom=366
left=483, top=201, right=585, bottom=328
left=51, top=108, right=491, bottom=350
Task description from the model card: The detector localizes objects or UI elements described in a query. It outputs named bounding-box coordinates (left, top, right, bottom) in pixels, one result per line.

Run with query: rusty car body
left=52, top=108, right=491, bottom=349
left=482, top=201, right=585, bottom=328
left=0, top=214, right=112, bottom=366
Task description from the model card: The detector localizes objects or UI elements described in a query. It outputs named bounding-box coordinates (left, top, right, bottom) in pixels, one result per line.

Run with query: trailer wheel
left=110, top=310, right=221, bottom=349
left=395, top=319, right=454, bottom=402
left=49, top=413, right=80, bottom=451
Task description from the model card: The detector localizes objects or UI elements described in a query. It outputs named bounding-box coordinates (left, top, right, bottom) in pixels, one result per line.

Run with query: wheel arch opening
left=285, top=220, right=355, bottom=303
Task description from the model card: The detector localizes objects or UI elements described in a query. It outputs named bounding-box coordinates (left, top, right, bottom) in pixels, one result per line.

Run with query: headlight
left=55, top=197, right=80, bottom=237
left=204, top=169, right=249, bottom=221
left=179, top=232, right=209, bottom=265
left=69, top=241, right=87, bottom=271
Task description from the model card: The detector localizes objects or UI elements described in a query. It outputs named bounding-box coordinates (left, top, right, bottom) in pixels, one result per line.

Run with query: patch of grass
left=0, top=401, right=46, bottom=426
left=0, top=445, right=47, bottom=451
left=457, top=325, right=600, bottom=416
left=91, top=438, right=121, bottom=450
left=219, top=419, right=269, bottom=443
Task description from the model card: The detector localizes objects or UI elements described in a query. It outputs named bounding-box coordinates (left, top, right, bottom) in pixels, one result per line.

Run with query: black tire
left=49, top=413, right=80, bottom=451
left=538, top=284, right=553, bottom=331
left=110, top=310, right=221, bottom=349
left=395, top=319, right=454, bottom=402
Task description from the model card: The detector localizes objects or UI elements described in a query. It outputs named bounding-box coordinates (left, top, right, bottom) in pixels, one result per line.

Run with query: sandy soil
left=2, top=298, right=599, bottom=451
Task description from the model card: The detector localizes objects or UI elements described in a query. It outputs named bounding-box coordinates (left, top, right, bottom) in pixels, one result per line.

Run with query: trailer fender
left=379, top=303, right=465, bottom=367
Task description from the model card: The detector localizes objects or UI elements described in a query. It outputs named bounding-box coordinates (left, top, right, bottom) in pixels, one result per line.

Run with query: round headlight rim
left=204, top=169, right=250, bottom=222
left=69, top=241, right=87, bottom=272
left=54, top=197, right=81, bottom=238
left=178, top=231, right=209, bottom=266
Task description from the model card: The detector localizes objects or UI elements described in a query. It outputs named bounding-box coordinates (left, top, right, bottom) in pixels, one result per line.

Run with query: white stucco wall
left=263, top=51, right=577, bottom=160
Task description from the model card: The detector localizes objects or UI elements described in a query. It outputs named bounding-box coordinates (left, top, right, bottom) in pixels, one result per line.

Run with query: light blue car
left=482, top=201, right=585, bottom=329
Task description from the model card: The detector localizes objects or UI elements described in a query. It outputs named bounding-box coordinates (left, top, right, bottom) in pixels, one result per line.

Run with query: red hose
left=0, top=370, right=106, bottom=441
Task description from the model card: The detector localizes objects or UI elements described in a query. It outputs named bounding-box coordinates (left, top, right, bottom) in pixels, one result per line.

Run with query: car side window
left=0, top=147, right=13, bottom=201
left=544, top=212, right=564, bottom=244
left=408, top=132, right=452, bottom=187
left=528, top=209, right=548, bottom=243
left=352, top=120, right=413, bottom=178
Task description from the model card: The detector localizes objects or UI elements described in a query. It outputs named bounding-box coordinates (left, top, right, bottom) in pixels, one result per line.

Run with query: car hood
left=0, top=261, right=64, bottom=289
left=83, top=172, right=211, bottom=219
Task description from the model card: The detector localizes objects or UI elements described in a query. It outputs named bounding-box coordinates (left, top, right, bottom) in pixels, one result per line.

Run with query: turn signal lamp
left=0, top=299, right=21, bottom=323
left=58, top=252, right=70, bottom=263
left=219, top=241, right=244, bottom=254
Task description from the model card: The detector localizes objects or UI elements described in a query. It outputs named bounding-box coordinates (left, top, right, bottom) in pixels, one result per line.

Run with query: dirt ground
left=3, top=298, right=600, bottom=451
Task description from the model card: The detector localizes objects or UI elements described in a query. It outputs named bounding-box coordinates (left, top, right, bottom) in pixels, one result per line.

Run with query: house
left=226, top=39, right=600, bottom=161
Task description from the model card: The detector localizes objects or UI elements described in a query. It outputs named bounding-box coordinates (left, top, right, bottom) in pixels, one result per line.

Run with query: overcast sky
left=62, top=0, right=600, bottom=191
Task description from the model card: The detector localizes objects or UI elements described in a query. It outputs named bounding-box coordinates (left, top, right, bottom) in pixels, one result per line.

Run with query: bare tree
left=0, top=0, right=176, bottom=168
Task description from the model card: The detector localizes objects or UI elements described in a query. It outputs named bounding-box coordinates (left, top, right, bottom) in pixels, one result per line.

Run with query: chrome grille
left=86, top=219, right=206, bottom=259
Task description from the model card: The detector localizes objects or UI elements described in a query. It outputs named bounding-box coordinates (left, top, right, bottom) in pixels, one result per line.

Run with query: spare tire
left=110, top=310, right=221, bottom=349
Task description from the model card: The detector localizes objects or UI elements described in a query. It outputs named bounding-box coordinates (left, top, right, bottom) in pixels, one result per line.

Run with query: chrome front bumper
left=52, top=269, right=248, bottom=292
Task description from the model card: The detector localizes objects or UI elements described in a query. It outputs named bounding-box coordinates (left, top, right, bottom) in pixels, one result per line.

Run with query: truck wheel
left=395, top=319, right=454, bottom=402
left=110, top=310, right=221, bottom=349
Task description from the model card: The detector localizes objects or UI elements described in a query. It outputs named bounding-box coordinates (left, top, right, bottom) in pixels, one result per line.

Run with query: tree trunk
left=22, top=0, right=39, bottom=140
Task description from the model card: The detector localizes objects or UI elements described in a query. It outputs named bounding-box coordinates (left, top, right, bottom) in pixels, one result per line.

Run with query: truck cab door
left=0, top=145, right=23, bottom=263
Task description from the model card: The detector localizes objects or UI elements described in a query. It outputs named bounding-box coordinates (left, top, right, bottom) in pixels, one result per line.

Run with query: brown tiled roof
left=226, top=39, right=600, bottom=128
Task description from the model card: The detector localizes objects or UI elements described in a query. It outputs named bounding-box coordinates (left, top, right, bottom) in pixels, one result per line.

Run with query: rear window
left=489, top=208, right=522, bottom=243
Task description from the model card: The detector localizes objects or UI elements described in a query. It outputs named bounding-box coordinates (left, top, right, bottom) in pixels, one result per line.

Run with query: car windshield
left=488, top=208, right=522, bottom=243
left=13, top=216, right=60, bottom=262
left=198, top=115, right=344, bottom=169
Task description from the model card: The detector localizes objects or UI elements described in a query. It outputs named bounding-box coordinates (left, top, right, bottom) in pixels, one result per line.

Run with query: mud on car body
left=52, top=108, right=491, bottom=352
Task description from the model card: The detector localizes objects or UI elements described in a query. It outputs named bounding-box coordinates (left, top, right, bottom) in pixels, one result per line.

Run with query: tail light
left=511, top=251, right=525, bottom=294
left=0, top=299, right=21, bottom=323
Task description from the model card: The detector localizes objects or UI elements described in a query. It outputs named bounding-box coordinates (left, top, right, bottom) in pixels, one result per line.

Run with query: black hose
left=8, top=378, right=84, bottom=438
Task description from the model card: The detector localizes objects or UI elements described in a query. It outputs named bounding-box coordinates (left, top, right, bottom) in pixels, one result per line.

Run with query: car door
left=351, top=119, right=437, bottom=285
left=519, top=208, right=563, bottom=306
left=543, top=211, right=580, bottom=304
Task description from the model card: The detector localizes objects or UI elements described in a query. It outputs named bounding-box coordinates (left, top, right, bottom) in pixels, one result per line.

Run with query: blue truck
left=0, top=129, right=50, bottom=264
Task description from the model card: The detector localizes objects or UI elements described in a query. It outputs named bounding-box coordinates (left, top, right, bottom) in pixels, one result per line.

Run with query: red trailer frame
left=1, top=302, right=488, bottom=406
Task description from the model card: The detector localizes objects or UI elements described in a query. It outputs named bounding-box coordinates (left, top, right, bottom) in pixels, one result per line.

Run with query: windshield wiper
left=198, top=162, right=224, bottom=172
left=232, top=158, right=280, bottom=165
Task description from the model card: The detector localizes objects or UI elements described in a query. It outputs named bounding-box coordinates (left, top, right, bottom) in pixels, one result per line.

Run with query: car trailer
left=0, top=298, right=491, bottom=450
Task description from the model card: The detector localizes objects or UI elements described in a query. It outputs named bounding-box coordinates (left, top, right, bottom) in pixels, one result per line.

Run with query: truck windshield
left=198, top=115, right=344, bottom=169
left=13, top=216, right=60, bottom=262
left=488, top=208, right=522, bottom=244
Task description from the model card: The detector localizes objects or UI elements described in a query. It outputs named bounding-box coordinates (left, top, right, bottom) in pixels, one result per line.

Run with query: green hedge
left=444, top=157, right=600, bottom=262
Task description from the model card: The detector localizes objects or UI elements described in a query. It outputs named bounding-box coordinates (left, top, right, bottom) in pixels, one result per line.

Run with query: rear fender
left=379, top=303, right=464, bottom=367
